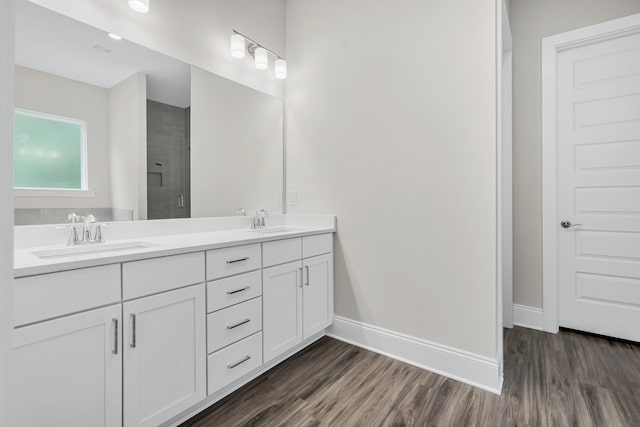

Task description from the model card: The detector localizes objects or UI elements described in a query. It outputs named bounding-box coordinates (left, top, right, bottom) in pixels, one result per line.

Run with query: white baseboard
left=327, top=316, right=503, bottom=394
left=513, top=304, right=544, bottom=331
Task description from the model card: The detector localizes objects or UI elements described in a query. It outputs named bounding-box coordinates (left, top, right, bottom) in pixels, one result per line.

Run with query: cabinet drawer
left=207, top=244, right=261, bottom=280
left=14, top=265, right=121, bottom=327
left=207, top=271, right=262, bottom=313
left=303, top=233, right=333, bottom=258
left=123, top=252, right=205, bottom=300
left=207, top=297, right=262, bottom=353
left=262, top=238, right=302, bottom=267
left=207, top=332, right=262, bottom=395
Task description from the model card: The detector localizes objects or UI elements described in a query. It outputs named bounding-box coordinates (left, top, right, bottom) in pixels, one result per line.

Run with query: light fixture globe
left=275, top=59, right=287, bottom=79
left=128, top=0, right=149, bottom=13
left=230, top=34, right=245, bottom=59
left=254, top=47, right=268, bottom=70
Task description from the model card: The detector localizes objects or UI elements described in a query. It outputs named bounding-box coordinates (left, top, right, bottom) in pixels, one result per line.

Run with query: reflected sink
left=32, top=241, right=157, bottom=259
left=246, top=227, right=299, bottom=234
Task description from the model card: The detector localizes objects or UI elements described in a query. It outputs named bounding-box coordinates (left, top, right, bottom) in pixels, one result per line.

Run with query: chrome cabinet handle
left=305, top=266, right=310, bottom=286
left=228, top=355, right=251, bottom=370
left=112, top=318, right=119, bottom=355
left=227, top=286, right=250, bottom=295
left=227, top=319, right=251, bottom=330
left=298, top=267, right=303, bottom=287
left=226, top=257, right=249, bottom=264
left=560, top=220, right=583, bottom=229
left=130, top=314, right=136, bottom=348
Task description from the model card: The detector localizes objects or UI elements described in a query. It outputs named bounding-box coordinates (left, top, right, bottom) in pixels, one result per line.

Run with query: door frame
left=541, top=13, right=640, bottom=333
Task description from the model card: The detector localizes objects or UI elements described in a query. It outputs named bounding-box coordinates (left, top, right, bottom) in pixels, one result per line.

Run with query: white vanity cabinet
left=13, top=304, right=122, bottom=427
left=121, top=254, right=206, bottom=427
left=263, top=234, right=334, bottom=363
left=123, top=285, right=206, bottom=427
left=13, top=228, right=334, bottom=427
left=303, top=253, right=334, bottom=339
left=263, top=260, right=304, bottom=362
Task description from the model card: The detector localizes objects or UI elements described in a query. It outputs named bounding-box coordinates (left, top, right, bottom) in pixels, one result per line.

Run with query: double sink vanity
left=12, top=215, right=335, bottom=427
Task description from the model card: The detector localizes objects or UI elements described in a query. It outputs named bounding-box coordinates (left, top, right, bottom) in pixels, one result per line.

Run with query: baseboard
left=163, top=332, right=326, bottom=427
left=513, top=304, right=544, bottom=331
left=327, top=316, right=503, bottom=394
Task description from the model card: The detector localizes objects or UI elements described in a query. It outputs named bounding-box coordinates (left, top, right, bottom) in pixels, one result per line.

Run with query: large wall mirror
left=14, top=0, right=284, bottom=226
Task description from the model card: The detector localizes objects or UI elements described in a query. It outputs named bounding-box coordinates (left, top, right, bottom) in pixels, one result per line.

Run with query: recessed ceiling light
left=108, top=33, right=123, bottom=40
left=128, top=0, right=149, bottom=13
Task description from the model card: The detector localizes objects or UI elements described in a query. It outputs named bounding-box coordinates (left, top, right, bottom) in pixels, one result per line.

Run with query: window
left=14, top=109, right=87, bottom=191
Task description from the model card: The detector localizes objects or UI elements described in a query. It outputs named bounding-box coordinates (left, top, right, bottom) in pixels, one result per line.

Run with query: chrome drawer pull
left=227, top=318, right=251, bottom=330
left=227, top=286, right=250, bottom=295
left=228, top=355, right=251, bottom=369
left=305, top=266, right=310, bottom=286
left=226, top=257, right=249, bottom=264
left=112, top=318, right=119, bottom=355
left=130, top=314, right=136, bottom=348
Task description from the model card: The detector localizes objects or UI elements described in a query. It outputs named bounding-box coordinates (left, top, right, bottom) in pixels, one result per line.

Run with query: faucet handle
left=94, top=223, right=111, bottom=243
left=67, top=212, right=81, bottom=223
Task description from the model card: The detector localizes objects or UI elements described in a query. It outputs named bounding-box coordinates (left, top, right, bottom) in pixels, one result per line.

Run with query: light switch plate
left=288, top=191, right=298, bottom=206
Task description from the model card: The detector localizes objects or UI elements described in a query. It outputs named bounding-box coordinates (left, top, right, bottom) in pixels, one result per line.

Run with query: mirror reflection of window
left=14, top=109, right=87, bottom=191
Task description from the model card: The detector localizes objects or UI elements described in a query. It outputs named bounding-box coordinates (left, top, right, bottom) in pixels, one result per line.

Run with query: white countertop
left=15, top=218, right=335, bottom=278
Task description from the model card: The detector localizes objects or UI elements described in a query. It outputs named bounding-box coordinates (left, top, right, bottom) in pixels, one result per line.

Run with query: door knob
left=560, top=220, right=582, bottom=229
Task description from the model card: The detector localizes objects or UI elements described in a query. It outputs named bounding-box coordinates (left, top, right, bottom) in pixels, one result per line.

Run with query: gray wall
left=286, top=0, right=498, bottom=358
left=511, top=0, right=640, bottom=308
left=0, top=0, right=14, bottom=423
left=190, top=67, right=284, bottom=218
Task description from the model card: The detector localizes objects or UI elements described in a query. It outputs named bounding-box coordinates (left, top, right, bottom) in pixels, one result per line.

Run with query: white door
left=123, top=285, right=206, bottom=427
left=557, top=30, right=640, bottom=341
left=263, top=260, right=303, bottom=362
left=13, top=305, right=122, bottom=427
left=303, top=254, right=333, bottom=339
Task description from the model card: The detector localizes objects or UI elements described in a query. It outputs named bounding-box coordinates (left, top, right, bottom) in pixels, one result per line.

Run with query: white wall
left=511, top=0, right=640, bottom=308
left=109, top=73, right=147, bottom=220
left=29, top=0, right=286, bottom=98
left=190, top=66, right=283, bottom=218
left=0, top=0, right=14, bottom=424
left=286, top=0, right=499, bottom=358
left=14, top=65, right=111, bottom=209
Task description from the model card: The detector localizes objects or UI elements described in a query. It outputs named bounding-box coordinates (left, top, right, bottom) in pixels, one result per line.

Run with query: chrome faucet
left=250, top=209, right=269, bottom=229
left=61, top=213, right=110, bottom=246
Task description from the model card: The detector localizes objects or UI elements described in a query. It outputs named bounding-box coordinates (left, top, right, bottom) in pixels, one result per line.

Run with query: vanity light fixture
left=108, top=33, right=123, bottom=40
left=230, top=34, right=245, bottom=59
left=128, top=0, right=149, bottom=13
left=230, top=29, right=287, bottom=79
left=274, top=59, right=287, bottom=80
left=254, top=47, right=268, bottom=70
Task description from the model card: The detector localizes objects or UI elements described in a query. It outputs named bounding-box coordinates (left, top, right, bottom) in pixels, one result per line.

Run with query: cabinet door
left=123, top=285, right=206, bottom=427
left=14, top=305, right=122, bottom=427
left=303, top=253, right=334, bottom=339
left=263, top=261, right=303, bottom=363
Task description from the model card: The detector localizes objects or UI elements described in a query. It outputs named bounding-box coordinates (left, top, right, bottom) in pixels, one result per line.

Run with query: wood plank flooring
left=181, top=327, right=640, bottom=426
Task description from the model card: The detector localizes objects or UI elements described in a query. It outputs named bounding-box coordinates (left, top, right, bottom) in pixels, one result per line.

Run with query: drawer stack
left=205, top=244, right=263, bottom=394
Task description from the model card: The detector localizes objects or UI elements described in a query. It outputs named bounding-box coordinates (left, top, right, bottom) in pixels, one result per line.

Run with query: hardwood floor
left=181, top=327, right=640, bottom=426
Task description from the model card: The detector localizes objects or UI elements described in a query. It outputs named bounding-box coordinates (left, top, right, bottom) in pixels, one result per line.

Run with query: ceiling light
left=275, top=59, right=287, bottom=80
left=230, top=34, right=245, bottom=59
left=254, top=47, right=268, bottom=70
left=128, top=0, right=149, bottom=13
left=108, top=33, right=123, bottom=40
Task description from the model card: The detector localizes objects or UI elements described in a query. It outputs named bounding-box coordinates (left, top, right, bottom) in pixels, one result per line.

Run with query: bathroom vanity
left=12, top=215, right=335, bottom=427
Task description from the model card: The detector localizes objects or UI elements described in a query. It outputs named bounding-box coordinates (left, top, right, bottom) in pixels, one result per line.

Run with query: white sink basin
left=246, top=227, right=299, bottom=234
left=32, top=241, right=157, bottom=259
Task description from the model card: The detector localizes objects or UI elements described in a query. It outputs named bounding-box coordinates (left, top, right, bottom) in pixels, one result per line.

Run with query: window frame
left=13, top=108, right=90, bottom=194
